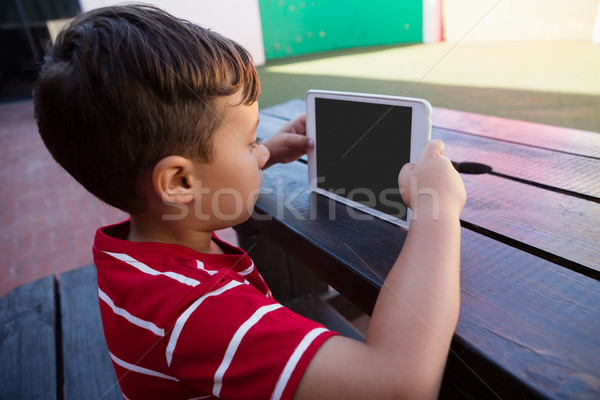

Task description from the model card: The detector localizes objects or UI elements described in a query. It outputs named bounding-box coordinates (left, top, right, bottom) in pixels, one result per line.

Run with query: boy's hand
left=398, top=139, right=466, bottom=219
left=263, top=113, right=313, bottom=169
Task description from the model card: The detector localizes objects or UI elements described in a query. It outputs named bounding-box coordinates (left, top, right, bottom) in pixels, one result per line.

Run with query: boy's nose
left=256, top=144, right=270, bottom=169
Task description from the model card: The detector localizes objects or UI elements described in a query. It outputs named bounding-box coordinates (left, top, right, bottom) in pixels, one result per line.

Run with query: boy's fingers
left=295, top=112, right=307, bottom=122
left=285, top=133, right=313, bottom=149
left=282, top=113, right=306, bottom=135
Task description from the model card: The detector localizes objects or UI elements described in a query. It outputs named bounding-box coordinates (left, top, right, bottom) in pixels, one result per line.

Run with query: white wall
left=594, top=2, right=600, bottom=43
left=423, top=0, right=443, bottom=43
left=78, top=0, right=265, bottom=65
left=444, top=0, right=600, bottom=42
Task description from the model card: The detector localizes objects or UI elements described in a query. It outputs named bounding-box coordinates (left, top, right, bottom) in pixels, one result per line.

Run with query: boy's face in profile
left=190, top=91, right=270, bottom=227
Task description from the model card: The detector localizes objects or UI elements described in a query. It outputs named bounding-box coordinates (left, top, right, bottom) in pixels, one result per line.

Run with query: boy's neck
left=127, top=215, right=224, bottom=254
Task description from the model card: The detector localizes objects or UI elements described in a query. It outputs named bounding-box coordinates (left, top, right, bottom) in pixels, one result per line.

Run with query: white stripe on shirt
left=271, top=327, right=329, bottom=400
left=197, top=260, right=217, bottom=275
left=98, top=288, right=164, bottom=337
left=165, top=280, right=243, bottom=366
left=103, top=251, right=200, bottom=287
left=124, top=389, right=211, bottom=400
left=237, top=261, right=255, bottom=276
left=212, top=303, right=284, bottom=398
left=110, top=352, right=179, bottom=382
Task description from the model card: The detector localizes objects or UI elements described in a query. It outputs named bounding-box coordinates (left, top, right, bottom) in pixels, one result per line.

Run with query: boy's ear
left=152, top=156, right=198, bottom=205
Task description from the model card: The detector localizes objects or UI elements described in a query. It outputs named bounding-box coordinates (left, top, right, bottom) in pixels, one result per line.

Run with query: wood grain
left=60, top=264, right=122, bottom=400
left=435, top=127, right=600, bottom=200
left=432, top=107, right=600, bottom=159
left=0, top=276, right=58, bottom=400
left=459, top=173, right=600, bottom=275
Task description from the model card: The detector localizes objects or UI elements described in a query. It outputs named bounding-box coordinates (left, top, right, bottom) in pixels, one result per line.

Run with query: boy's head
left=34, top=4, right=260, bottom=214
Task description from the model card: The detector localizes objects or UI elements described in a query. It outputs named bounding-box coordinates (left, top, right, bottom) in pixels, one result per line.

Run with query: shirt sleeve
left=165, top=276, right=338, bottom=400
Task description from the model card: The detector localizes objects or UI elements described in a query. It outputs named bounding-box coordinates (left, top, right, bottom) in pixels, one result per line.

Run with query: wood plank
left=60, top=264, right=122, bottom=400
left=434, top=127, right=600, bottom=200
left=246, top=159, right=600, bottom=399
left=0, top=276, right=58, bottom=400
left=459, top=173, right=600, bottom=275
left=432, top=107, right=600, bottom=159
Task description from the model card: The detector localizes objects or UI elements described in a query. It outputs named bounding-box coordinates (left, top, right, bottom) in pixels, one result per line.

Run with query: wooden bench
left=0, top=265, right=124, bottom=399
left=1, top=101, right=598, bottom=399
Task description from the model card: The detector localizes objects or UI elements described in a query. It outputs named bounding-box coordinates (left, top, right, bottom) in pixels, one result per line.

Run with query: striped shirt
left=93, top=221, right=336, bottom=400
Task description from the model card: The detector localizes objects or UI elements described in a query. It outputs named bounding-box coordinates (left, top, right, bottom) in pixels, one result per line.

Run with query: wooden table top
left=247, top=99, right=600, bottom=399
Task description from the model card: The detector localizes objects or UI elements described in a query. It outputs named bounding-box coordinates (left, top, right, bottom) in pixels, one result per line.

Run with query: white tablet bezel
left=306, top=90, right=432, bottom=228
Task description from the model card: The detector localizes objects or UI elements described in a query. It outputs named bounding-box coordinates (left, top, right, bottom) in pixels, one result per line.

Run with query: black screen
left=315, top=97, right=412, bottom=220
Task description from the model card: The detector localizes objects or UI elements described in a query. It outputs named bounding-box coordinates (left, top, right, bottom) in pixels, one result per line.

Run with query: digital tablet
left=306, top=90, right=432, bottom=228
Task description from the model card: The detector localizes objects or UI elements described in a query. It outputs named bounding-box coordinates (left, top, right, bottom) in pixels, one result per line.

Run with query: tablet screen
left=314, top=97, right=412, bottom=221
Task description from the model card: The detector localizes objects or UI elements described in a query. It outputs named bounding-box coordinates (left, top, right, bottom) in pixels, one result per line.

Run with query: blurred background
left=2, top=0, right=599, bottom=129
left=1, top=0, right=599, bottom=296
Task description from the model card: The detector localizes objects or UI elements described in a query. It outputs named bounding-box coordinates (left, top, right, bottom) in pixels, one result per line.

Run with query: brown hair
left=34, top=4, right=260, bottom=213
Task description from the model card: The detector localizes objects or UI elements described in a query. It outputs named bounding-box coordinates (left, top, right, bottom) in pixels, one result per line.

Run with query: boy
left=34, top=4, right=465, bottom=400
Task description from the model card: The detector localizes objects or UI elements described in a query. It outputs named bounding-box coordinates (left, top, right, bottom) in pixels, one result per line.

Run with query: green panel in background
left=259, top=0, right=423, bottom=60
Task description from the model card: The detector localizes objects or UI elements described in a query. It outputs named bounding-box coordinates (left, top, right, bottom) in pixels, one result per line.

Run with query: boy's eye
left=251, top=137, right=263, bottom=148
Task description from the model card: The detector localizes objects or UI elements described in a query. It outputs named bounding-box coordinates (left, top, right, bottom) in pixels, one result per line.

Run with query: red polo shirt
left=93, top=221, right=336, bottom=400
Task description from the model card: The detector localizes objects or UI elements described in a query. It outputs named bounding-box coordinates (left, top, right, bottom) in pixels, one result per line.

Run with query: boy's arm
left=294, top=140, right=466, bottom=400
left=263, top=113, right=312, bottom=169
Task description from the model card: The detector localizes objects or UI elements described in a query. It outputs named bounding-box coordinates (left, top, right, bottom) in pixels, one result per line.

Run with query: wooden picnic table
left=238, top=100, right=600, bottom=399
left=1, top=100, right=599, bottom=399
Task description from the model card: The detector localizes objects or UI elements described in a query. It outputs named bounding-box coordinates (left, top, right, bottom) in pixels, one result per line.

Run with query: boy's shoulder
left=93, top=220, right=274, bottom=345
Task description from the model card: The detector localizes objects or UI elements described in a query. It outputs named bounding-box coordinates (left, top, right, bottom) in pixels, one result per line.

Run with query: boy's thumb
left=398, top=162, right=414, bottom=185
left=424, top=139, right=445, bottom=157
